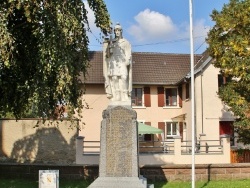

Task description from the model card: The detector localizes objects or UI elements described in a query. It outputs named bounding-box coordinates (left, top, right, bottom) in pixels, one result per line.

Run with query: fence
left=181, top=140, right=223, bottom=154
left=81, top=139, right=223, bottom=155
left=76, top=135, right=231, bottom=165
left=82, top=140, right=175, bottom=154
left=231, top=149, right=250, bottom=163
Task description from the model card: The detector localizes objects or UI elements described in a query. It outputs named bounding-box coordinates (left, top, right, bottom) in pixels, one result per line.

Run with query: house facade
left=79, top=51, right=235, bottom=148
left=0, top=51, right=239, bottom=165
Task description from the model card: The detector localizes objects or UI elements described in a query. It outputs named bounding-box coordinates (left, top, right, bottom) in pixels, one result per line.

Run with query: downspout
left=201, top=72, right=204, bottom=134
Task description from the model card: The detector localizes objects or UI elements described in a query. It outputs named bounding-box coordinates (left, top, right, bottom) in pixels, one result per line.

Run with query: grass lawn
left=0, top=178, right=250, bottom=188
left=154, top=179, right=250, bottom=188
left=0, top=178, right=91, bottom=188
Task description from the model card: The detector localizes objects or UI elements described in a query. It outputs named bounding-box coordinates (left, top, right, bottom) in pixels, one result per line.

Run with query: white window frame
left=165, top=121, right=179, bottom=140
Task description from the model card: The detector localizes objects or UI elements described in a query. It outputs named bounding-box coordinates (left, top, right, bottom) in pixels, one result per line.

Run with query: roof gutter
left=185, top=56, right=213, bottom=79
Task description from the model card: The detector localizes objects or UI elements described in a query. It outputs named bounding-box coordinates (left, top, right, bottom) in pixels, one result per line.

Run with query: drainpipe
left=201, top=72, right=204, bottom=134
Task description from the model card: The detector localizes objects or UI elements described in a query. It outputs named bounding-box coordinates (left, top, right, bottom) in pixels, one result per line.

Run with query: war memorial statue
left=103, top=23, right=132, bottom=105
left=88, top=23, right=146, bottom=188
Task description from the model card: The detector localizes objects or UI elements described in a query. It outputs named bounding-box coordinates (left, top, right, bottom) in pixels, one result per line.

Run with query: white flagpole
left=189, top=0, right=195, bottom=188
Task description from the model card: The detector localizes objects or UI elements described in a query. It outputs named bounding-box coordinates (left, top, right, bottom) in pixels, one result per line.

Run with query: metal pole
left=189, top=0, right=195, bottom=187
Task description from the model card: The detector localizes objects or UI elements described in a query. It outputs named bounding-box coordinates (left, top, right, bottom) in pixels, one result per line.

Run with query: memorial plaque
left=106, top=107, right=134, bottom=176
left=99, top=106, right=138, bottom=177
left=39, top=170, right=59, bottom=188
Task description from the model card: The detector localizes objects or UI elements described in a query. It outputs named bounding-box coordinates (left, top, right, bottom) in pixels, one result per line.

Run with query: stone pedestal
left=88, top=105, right=144, bottom=188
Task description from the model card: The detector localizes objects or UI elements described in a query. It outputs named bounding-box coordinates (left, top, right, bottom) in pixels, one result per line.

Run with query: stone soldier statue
left=103, top=23, right=132, bottom=103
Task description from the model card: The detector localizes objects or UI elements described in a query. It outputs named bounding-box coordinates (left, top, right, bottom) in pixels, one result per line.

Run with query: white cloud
left=194, top=19, right=210, bottom=37
left=128, top=9, right=177, bottom=42
left=128, top=9, right=210, bottom=50
left=193, top=19, right=210, bottom=50
left=180, top=19, right=210, bottom=51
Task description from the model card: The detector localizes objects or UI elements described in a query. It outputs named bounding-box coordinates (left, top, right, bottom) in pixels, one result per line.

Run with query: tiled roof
left=84, top=51, right=203, bottom=85
left=194, top=50, right=212, bottom=71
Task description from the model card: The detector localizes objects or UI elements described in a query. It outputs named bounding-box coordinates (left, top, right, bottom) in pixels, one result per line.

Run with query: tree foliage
left=207, top=0, right=250, bottom=144
left=0, top=0, right=110, bottom=119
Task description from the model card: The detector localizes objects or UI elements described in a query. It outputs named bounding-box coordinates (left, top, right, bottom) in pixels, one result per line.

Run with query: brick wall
left=140, top=164, right=250, bottom=182
left=0, top=163, right=249, bottom=182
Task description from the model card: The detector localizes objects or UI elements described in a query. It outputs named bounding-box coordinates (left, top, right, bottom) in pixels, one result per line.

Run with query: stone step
left=88, top=177, right=145, bottom=188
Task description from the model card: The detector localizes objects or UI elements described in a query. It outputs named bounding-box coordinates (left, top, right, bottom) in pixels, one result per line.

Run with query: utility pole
left=189, top=0, right=196, bottom=188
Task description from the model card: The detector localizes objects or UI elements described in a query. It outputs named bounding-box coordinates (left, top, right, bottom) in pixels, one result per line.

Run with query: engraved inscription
left=105, top=107, right=135, bottom=177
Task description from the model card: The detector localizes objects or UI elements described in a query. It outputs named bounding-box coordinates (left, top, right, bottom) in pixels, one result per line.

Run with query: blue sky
left=85, top=0, right=229, bottom=54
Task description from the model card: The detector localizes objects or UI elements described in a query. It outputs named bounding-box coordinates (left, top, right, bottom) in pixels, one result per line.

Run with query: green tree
left=0, top=0, right=110, bottom=119
left=207, top=0, right=250, bottom=144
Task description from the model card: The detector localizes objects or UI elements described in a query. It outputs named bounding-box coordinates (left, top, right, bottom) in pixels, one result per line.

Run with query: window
left=158, top=121, right=182, bottom=140
left=166, top=122, right=178, bottom=139
left=139, top=134, right=152, bottom=142
left=158, top=87, right=179, bottom=107
left=165, top=88, right=177, bottom=106
left=218, top=74, right=231, bottom=88
left=132, top=88, right=143, bottom=106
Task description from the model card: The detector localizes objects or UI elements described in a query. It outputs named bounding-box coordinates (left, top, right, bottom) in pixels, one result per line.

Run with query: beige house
left=80, top=51, right=234, bottom=142
left=0, top=51, right=235, bottom=165
left=75, top=51, right=235, bottom=164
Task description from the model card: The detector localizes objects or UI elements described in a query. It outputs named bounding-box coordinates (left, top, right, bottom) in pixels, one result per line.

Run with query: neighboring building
left=79, top=51, right=235, bottom=147
left=0, top=51, right=238, bottom=165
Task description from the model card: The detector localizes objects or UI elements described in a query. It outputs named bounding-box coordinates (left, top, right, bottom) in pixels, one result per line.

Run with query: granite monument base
left=88, top=105, right=144, bottom=188
left=88, top=177, right=145, bottom=188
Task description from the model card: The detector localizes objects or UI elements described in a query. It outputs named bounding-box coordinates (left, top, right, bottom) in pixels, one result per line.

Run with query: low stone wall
left=0, top=163, right=90, bottom=180
left=0, top=119, right=78, bottom=164
left=0, top=163, right=250, bottom=182
left=140, top=163, right=250, bottom=182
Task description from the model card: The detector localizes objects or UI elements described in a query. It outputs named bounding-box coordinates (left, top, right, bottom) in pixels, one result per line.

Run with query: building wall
left=80, top=85, right=184, bottom=142
left=194, top=64, right=234, bottom=142
left=181, top=84, right=192, bottom=141
left=79, top=84, right=109, bottom=141
left=0, top=119, right=78, bottom=164
left=79, top=63, right=235, bottom=147
left=134, top=86, right=183, bottom=126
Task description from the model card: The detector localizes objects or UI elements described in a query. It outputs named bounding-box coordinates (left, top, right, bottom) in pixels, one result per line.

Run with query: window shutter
left=145, top=122, right=151, bottom=126
left=157, top=87, right=164, bottom=107
left=178, top=86, right=182, bottom=107
left=144, top=87, right=151, bottom=107
left=179, top=122, right=183, bottom=141
left=185, top=83, right=189, bottom=99
left=158, top=122, right=165, bottom=141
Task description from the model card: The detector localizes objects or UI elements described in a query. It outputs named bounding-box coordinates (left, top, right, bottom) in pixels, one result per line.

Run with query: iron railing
left=181, top=140, right=223, bottom=154
left=81, top=139, right=224, bottom=154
